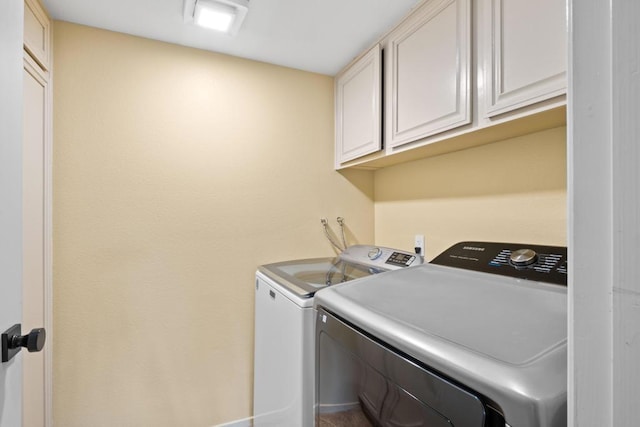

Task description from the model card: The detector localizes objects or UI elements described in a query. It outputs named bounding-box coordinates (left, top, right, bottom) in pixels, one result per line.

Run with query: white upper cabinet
left=482, top=0, right=567, bottom=117
left=387, top=0, right=471, bottom=149
left=335, top=45, right=382, bottom=166
left=24, top=0, right=51, bottom=71
left=334, top=0, right=567, bottom=169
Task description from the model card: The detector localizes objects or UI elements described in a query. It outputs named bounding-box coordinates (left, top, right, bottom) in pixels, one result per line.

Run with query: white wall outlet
left=414, top=234, right=425, bottom=256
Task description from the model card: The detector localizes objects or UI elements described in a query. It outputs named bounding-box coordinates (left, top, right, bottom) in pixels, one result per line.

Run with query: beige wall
left=53, top=20, right=567, bottom=427
left=52, top=22, right=374, bottom=426
left=374, top=126, right=567, bottom=258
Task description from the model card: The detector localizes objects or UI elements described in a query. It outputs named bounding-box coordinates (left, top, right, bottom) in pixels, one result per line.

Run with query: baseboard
left=212, top=416, right=253, bottom=427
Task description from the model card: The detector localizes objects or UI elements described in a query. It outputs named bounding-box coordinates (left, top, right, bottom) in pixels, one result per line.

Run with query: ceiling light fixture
left=183, top=0, right=249, bottom=36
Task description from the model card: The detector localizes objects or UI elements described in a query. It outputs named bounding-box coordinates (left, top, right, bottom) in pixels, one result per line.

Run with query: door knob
left=1, top=324, right=46, bottom=363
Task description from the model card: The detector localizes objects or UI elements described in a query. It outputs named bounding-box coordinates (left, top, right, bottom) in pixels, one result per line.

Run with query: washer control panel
left=367, top=247, right=383, bottom=260
left=340, top=245, right=423, bottom=271
left=430, top=241, right=567, bottom=286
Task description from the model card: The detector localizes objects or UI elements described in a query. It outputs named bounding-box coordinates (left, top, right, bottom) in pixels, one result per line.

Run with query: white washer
left=253, top=245, right=421, bottom=426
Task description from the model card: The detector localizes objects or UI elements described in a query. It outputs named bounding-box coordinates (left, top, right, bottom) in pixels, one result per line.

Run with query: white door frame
left=5, top=0, right=640, bottom=425
left=0, top=1, right=25, bottom=426
left=568, top=0, right=640, bottom=424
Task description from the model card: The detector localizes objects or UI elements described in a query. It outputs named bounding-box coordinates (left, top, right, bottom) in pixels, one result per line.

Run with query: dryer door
left=316, top=308, right=496, bottom=427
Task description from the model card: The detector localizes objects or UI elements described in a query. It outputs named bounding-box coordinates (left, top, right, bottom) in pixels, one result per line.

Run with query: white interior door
left=22, top=50, right=49, bottom=427
left=1, top=1, right=25, bottom=426
left=21, top=0, right=52, bottom=424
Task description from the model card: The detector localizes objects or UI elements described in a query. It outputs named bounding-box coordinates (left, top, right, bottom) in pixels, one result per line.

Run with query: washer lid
left=258, top=257, right=380, bottom=298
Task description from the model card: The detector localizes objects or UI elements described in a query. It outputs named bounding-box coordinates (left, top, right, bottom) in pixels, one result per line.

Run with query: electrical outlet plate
left=414, top=234, right=425, bottom=255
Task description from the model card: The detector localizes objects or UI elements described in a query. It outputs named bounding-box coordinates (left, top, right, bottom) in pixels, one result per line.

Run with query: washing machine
left=315, top=241, right=568, bottom=427
left=253, top=245, right=422, bottom=426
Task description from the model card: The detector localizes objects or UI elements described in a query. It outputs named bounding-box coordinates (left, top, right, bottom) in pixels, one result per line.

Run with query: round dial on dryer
left=368, top=247, right=383, bottom=260
left=509, top=248, right=538, bottom=267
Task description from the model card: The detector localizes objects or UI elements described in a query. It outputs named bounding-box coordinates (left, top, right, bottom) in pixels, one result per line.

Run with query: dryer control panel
left=430, top=241, right=567, bottom=286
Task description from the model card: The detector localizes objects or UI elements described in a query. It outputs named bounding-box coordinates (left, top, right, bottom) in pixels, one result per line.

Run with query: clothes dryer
left=315, top=241, right=568, bottom=427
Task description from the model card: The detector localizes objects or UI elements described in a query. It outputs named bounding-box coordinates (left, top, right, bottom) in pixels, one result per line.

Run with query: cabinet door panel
left=335, top=45, right=382, bottom=165
left=24, top=0, right=50, bottom=70
left=389, top=0, right=471, bottom=148
left=485, top=0, right=566, bottom=117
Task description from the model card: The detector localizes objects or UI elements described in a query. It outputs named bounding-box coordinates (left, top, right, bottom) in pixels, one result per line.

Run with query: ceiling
left=42, top=0, right=422, bottom=76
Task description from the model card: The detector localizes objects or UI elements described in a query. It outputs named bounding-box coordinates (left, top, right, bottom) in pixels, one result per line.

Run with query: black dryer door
left=316, top=308, right=488, bottom=427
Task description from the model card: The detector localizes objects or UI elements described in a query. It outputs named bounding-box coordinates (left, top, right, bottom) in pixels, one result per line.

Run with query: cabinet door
left=24, top=0, right=50, bottom=70
left=483, top=0, right=567, bottom=117
left=335, top=45, right=382, bottom=166
left=388, top=0, right=471, bottom=149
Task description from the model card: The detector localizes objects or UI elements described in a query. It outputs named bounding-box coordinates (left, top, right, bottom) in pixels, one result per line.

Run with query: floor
left=318, top=408, right=373, bottom=427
